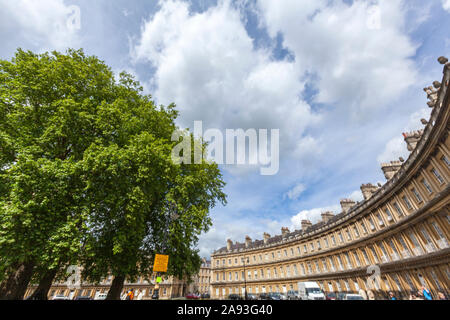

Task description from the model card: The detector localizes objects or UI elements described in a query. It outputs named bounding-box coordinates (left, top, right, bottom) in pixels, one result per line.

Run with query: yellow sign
left=153, top=254, right=169, bottom=273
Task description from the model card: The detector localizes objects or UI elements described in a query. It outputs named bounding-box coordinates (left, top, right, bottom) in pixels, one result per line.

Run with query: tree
left=0, top=48, right=123, bottom=299
left=0, top=49, right=226, bottom=300
left=79, top=99, right=226, bottom=300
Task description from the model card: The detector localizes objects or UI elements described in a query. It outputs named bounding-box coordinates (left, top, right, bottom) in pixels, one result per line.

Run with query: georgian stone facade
left=211, top=57, right=450, bottom=300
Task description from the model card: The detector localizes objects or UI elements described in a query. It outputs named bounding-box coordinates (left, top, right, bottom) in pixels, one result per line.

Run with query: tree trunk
left=0, top=261, right=35, bottom=300
left=106, top=275, right=125, bottom=300
left=27, top=268, right=59, bottom=300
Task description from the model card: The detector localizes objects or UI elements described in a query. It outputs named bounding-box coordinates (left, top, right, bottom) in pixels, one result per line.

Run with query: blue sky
left=1, top=0, right=449, bottom=258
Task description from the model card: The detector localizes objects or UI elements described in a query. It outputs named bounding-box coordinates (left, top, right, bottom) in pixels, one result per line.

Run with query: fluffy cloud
left=377, top=108, right=430, bottom=163
left=285, top=183, right=306, bottom=200
left=256, top=0, right=418, bottom=119
left=290, top=205, right=341, bottom=229
left=0, top=0, right=81, bottom=53
left=443, top=0, right=450, bottom=12
left=132, top=0, right=320, bottom=168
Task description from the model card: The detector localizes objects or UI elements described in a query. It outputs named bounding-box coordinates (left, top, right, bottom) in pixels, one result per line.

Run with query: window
left=431, top=168, right=444, bottom=184
left=368, top=217, right=375, bottom=230
left=354, top=281, right=360, bottom=291
left=324, top=237, right=329, bottom=248
left=310, top=243, right=315, bottom=251
left=337, top=256, right=344, bottom=270
left=322, top=259, right=328, bottom=272
left=402, top=196, right=413, bottom=211
left=411, top=188, right=423, bottom=203
left=370, top=246, right=379, bottom=263
left=338, top=232, right=344, bottom=243
left=307, top=262, right=312, bottom=274
left=441, top=155, right=450, bottom=168
left=344, top=281, right=350, bottom=291
left=379, top=242, right=390, bottom=262
left=228, top=259, right=231, bottom=265
left=265, top=254, right=268, bottom=261
left=229, top=272, right=232, bottom=281
left=254, top=270, right=258, bottom=280
left=303, top=245, right=307, bottom=253
left=420, top=226, right=437, bottom=252
left=430, top=221, right=449, bottom=248
left=384, top=210, right=393, bottom=224
left=284, top=250, right=288, bottom=257
left=315, top=261, right=321, bottom=273
left=393, top=203, right=403, bottom=217
left=397, top=235, right=411, bottom=257
left=297, top=247, right=301, bottom=255
left=388, top=239, right=400, bottom=260
left=301, top=264, right=306, bottom=275
left=392, top=275, right=402, bottom=291
left=317, top=240, right=321, bottom=250
left=353, top=252, right=361, bottom=267
left=431, top=270, right=443, bottom=291
left=293, top=265, right=298, bottom=276
left=329, top=258, right=336, bottom=271
left=404, top=273, right=415, bottom=290
left=421, top=179, right=433, bottom=194
left=361, top=249, right=370, bottom=265
left=361, top=221, right=368, bottom=234
left=408, top=232, right=424, bottom=256
left=376, top=213, right=384, bottom=226
left=344, top=252, right=352, bottom=269
left=331, top=235, right=336, bottom=245
left=353, top=226, right=360, bottom=238
left=261, top=269, right=264, bottom=278
left=277, top=251, right=281, bottom=258
left=290, top=248, right=294, bottom=256
left=267, top=269, right=271, bottom=278
left=346, top=229, right=352, bottom=241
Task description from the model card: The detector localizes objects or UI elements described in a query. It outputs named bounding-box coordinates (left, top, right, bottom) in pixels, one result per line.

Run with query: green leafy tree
left=0, top=49, right=226, bottom=300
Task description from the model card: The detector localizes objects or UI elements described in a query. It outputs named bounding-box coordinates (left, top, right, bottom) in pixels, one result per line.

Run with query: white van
left=297, top=282, right=326, bottom=300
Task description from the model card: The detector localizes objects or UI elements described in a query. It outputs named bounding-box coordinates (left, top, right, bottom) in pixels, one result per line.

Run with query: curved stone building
left=210, top=57, right=450, bottom=300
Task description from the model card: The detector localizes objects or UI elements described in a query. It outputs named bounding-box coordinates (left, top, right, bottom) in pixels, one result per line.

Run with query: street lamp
left=241, top=257, right=249, bottom=300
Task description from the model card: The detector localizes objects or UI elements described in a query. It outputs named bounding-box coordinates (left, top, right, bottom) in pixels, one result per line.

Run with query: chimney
left=245, top=236, right=252, bottom=248
left=301, top=220, right=312, bottom=231
left=381, top=161, right=402, bottom=180
left=263, top=233, right=270, bottom=244
left=340, top=199, right=356, bottom=213
left=226, top=239, right=232, bottom=251
left=281, top=227, right=290, bottom=237
left=321, top=211, right=334, bottom=223
left=403, top=130, right=423, bottom=152
left=360, top=183, right=379, bottom=200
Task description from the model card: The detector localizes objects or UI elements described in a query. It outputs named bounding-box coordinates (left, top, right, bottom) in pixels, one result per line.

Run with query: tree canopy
left=0, top=48, right=226, bottom=299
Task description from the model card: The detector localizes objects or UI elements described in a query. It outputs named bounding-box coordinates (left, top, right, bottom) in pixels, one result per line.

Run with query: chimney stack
left=245, top=236, right=252, bottom=248
left=263, top=233, right=270, bottom=244
left=403, top=130, right=423, bottom=152
left=340, top=199, right=356, bottom=213
left=381, top=161, right=402, bottom=180
left=281, top=227, right=290, bottom=237
left=226, top=239, right=232, bottom=251
left=301, top=220, right=312, bottom=231
left=360, top=183, right=379, bottom=200
left=321, top=211, right=334, bottom=224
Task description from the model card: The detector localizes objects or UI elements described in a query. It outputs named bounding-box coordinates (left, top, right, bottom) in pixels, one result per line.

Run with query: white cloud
left=256, top=0, right=418, bottom=119
left=285, top=183, right=306, bottom=200
left=290, top=205, right=341, bottom=229
left=443, top=0, right=450, bottom=13
left=377, top=108, right=430, bottom=163
left=0, top=0, right=81, bottom=52
left=132, top=0, right=321, bottom=173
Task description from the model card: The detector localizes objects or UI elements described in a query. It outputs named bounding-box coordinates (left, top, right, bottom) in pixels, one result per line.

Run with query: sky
left=1, top=0, right=449, bottom=259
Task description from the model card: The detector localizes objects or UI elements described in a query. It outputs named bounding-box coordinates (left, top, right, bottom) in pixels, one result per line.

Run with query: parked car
left=94, top=293, right=108, bottom=300
left=52, top=295, right=70, bottom=301
left=267, top=292, right=282, bottom=300
left=279, top=293, right=288, bottom=300
left=258, top=293, right=270, bottom=300
left=200, top=293, right=210, bottom=299
left=73, top=296, right=93, bottom=300
left=228, top=294, right=243, bottom=300
left=344, top=294, right=365, bottom=300
left=186, top=293, right=200, bottom=300
left=246, top=294, right=258, bottom=300
left=287, top=290, right=300, bottom=300
left=326, top=292, right=337, bottom=300
left=336, top=293, right=347, bottom=300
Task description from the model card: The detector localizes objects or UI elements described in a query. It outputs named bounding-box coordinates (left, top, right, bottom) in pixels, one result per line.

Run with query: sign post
left=153, top=254, right=169, bottom=300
